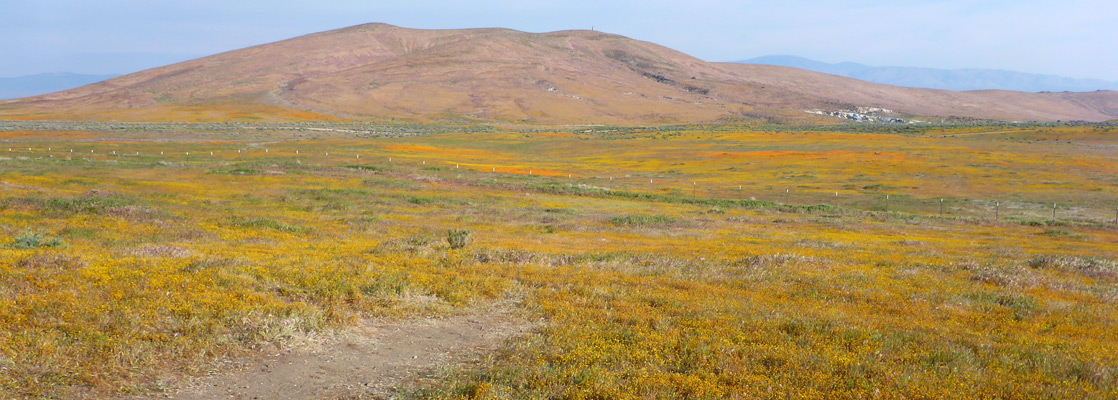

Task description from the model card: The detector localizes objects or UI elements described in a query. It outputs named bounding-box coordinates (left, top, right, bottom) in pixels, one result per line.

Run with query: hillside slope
left=1, top=24, right=1115, bottom=124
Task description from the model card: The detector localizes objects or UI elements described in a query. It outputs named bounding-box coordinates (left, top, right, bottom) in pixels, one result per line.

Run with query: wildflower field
left=0, top=123, right=1116, bottom=399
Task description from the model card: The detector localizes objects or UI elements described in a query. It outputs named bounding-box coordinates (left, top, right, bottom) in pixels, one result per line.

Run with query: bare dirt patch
left=145, top=301, right=531, bottom=400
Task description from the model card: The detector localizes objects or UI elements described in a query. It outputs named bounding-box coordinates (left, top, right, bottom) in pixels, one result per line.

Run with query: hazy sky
left=3, top=0, right=1116, bottom=81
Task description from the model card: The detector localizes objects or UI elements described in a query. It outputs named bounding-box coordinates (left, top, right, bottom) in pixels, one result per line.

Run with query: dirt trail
left=156, top=303, right=530, bottom=400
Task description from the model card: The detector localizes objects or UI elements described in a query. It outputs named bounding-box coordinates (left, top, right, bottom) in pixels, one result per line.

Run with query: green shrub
left=209, top=167, right=262, bottom=175
left=446, top=229, right=471, bottom=250
left=346, top=164, right=390, bottom=172
left=239, top=218, right=309, bottom=233
left=610, top=214, right=675, bottom=226
left=8, top=230, right=64, bottom=249
left=408, top=196, right=436, bottom=205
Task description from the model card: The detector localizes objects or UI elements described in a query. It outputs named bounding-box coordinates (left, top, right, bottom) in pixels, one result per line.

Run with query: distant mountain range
left=737, top=56, right=1118, bottom=93
left=1, top=24, right=1116, bottom=124
left=0, top=73, right=119, bottom=100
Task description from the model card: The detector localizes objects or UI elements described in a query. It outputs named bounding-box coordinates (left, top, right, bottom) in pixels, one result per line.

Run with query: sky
left=3, top=0, right=1116, bottom=81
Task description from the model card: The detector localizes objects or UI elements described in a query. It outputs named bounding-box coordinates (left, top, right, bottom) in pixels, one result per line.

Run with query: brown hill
left=1, top=23, right=1116, bottom=124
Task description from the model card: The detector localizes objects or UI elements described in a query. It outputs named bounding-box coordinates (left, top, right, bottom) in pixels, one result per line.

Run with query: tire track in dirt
left=148, top=301, right=531, bottom=399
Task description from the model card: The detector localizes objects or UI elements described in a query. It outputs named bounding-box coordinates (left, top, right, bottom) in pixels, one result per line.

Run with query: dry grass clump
left=1027, top=256, right=1116, bottom=280
left=129, top=245, right=194, bottom=259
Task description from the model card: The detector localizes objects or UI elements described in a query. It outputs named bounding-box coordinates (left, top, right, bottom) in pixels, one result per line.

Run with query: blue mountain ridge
left=736, top=55, right=1118, bottom=93
left=0, top=73, right=120, bottom=100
